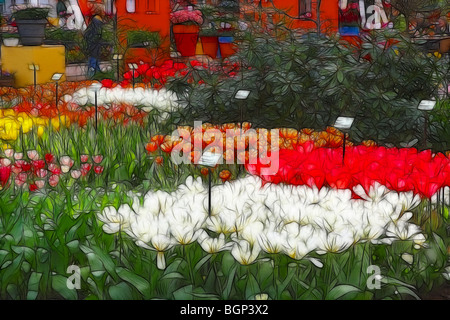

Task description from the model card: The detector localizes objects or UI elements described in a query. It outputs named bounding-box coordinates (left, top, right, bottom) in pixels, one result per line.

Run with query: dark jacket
left=83, top=17, right=103, bottom=58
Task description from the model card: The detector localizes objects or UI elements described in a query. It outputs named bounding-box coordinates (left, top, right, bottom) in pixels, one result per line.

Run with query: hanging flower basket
left=170, top=8, right=203, bottom=57
left=173, top=24, right=200, bottom=57
left=199, top=29, right=219, bottom=59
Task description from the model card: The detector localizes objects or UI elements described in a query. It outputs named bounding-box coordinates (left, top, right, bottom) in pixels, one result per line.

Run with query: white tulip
left=231, top=240, right=261, bottom=265
left=197, top=230, right=232, bottom=254
left=97, top=205, right=133, bottom=234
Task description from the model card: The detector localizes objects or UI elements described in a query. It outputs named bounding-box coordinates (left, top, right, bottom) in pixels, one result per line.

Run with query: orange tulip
left=155, top=156, right=164, bottom=166
left=146, top=142, right=158, bottom=153
left=300, top=128, right=314, bottom=135
left=219, top=170, right=231, bottom=182
left=201, top=167, right=209, bottom=176
left=151, top=135, right=165, bottom=146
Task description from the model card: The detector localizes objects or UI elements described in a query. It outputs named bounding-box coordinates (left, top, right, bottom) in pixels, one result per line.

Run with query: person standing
left=56, top=0, right=69, bottom=27
left=83, top=14, right=104, bottom=78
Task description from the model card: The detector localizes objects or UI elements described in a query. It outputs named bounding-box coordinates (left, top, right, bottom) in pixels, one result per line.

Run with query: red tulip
left=101, top=79, right=114, bottom=88
left=94, top=165, right=104, bottom=174
left=80, top=154, right=89, bottom=163
left=0, top=166, right=11, bottom=186
left=45, top=153, right=55, bottom=164
left=48, top=163, right=62, bottom=175
left=29, top=183, right=38, bottom=192
left=81, top=163, right=92, bottom=176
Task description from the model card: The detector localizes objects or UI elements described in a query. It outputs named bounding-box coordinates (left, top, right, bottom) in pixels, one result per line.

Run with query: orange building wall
left=259, top=0, right=339, bottom=32
left=115, top=0, right=171, bottom=66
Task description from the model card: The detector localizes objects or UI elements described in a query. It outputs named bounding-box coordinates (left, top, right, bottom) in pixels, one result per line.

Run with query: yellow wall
left=1, top=45, right=66, bottom=88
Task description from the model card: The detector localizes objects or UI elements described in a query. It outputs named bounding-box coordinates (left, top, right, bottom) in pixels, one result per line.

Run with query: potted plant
left=127, top=30, right=161, bottom=48
left=0, top=70, right=15, bottom=87
left=12, top=7, right=49, bottom=46
left=170, top=7, right=203, bottom=56
left=199, top=28, right=219, bottom=58
left=2, top=33, right=20, bottom=46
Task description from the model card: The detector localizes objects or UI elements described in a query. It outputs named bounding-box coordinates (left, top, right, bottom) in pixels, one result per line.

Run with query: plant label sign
left=198, top=151, right=222, bottom=167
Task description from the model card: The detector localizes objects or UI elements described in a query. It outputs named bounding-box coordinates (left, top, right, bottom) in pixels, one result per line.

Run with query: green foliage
left=127, top=30, right=161, bottom=48
left=167, top=27, right=449, bottom=151
left=12, top=8, right=49, bottom=20
left=45, top=28, right=80, bottom=42
left=0, top=119, right=448, bottom=300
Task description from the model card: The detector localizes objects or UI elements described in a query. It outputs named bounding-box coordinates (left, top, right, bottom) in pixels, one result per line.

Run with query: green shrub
left=12, top=8, right=49, bottom=20
left=127, top=30, right=161, bottom=47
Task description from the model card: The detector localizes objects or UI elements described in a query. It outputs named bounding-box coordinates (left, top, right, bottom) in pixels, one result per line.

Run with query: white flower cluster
left=98, top=176, right=426, bottom=269
left=65, top=85, right=179, bottom=114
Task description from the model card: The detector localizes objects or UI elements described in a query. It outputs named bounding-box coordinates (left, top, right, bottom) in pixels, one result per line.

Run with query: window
left=299, top=0, right=312, bottom=16
left=146, top=0, right=159, bottom=13
left=126, top=0, right=135, bottom=13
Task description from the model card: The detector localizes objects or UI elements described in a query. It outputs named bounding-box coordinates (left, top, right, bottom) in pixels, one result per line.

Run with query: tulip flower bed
left=245, top=142, right=450, bottom=199
left=0, top=103, right=448, bottom=300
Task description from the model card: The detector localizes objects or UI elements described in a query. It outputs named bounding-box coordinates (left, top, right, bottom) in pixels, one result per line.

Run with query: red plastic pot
left=173, top=24, right=200, bottom=57
left=218, top=36, right=237, bottom=58
left=200, top=36, right=219, bottom=58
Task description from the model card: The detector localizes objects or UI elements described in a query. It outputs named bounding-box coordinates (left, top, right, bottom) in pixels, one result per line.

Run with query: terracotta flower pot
left=173, top=24, right=200, bottom=57
left=218, top=36, right=237, bottom=58
left=200, top=36, right=219, bottom=58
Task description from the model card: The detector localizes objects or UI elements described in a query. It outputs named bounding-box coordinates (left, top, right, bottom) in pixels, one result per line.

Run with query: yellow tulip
left=37, top=126, right=44, bottom=138
left=3, top=109, right=14, bottom=117
left=51, top=117, right=60, bottom=130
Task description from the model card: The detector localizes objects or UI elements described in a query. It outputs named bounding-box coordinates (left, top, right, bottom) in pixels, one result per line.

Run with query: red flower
left=94, top=165, right=104, bottom=174
left=32, top=160, right=46, bottom=171
left=45, top=153, right=55, bottom=164
left=190, top=60, right=202, bottom=67
left=81, top=163, right=92, bottom=176
left=48, top=163, right=62, bottom=175
left=120, top=80, right=130, bottom=88
left=0, top=166, right=11, bottom=186
left=101, top=79, right=114, bottom=88
left=29, top=183, right=38, bottom=192
left=93, top=155, right=103, bottom=164
left=81, top=154, right=89, bottom=163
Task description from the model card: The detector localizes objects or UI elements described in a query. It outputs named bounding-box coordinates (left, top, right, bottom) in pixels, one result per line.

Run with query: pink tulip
left=35, top=180, right=45, bottom=189
left=71, top=170, right=81, bottom=179
left=36, top=168, right=47, bottom=178
left=4, top=149, right=14, bottom=158
left=93, top=155, right=103, bottom=164
left=80, top=154, right=89, bottom=163
left=15, top=173, right=27, bottom=186
left=49, top=174, right=60, bottom=187
left=60, top=156, right=74, bottom=168
left=27, top=150, right=39, bottom=161
left=14, top=152, right=23, bottom=160
left=0, top=158, right=11, bottom=167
